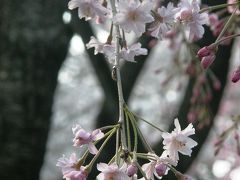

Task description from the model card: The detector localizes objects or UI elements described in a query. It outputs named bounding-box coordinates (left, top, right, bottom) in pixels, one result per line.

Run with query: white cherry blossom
left=149, top=3, right=179, bottom=39
left=162, top=118, right=197, bottom=164
left=113, top=0, right=154, bottom=37
left=120, top=43, right=148, bottom=62
left=56, top=153, right=88, bottom=180
left=177, top=0, right=209, bottom=41
left=96, top=162, right=130, bottom=180
left=68, top=0, right=110, bottom=21
left=86, top=36, right=115, bottom=61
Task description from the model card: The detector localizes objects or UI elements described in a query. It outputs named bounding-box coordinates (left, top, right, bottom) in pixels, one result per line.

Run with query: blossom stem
left=115, top=128, right=120, bottom=164
left=213, top=33, right=240, bottom=46
left=110, top=0, right=127, bottom=151
left=136, top=152, right=156, bottom=158
left=216, top=7, right=237, bottom=42
left=136, top=154, right=156, bottom=161
left=76, top=150, right=89, bottom=168
left=126, top=110, right=138, bottom=152
left=127, top=110, right=153, bottom=152
left=125, top=111, right=132, bottom=151
left=125, top=106, right=164, bottom=132
left=135, top=161, right=148, bottom=179
left=100, top=124, right=119, bottom=131
left=135, top=114, right=164, bottom=132
left=86, top=127, right=117, bottom=171
left=199, top=1, right=240, bottom=13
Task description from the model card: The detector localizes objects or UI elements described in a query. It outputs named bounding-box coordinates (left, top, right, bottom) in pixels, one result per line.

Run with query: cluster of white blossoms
left=69, top=0, right=209, bottom=63
left=57, top=119, right=197, bottom=179
left=55, top=0, right=207, bottom=179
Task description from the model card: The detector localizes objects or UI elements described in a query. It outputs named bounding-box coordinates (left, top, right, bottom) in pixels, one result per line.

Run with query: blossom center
left=128, top=10, right=139, bottom=21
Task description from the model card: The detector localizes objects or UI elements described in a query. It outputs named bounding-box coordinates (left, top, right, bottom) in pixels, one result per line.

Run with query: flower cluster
left=68, top=0, right=209, bottom=63
left=57, top=118, right=197, bottom=179
left=56, top=0, right=240, bottom=179
left=57, top=125, right=105, bottom=180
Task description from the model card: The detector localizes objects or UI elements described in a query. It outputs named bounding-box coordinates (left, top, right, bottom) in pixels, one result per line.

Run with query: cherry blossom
left=141, top=153, right=174, bottom=179
left=113, top=0, right=154, bottom=37
left=72, top=124, right=104, bottom=154
left=68, top=0, right=110, bottom=21
left=56, top=153, right=88, bottom=180
left=64, top=170, right=88, bottom=180
left=227, top=0, right=240, bottom=14
left=120, top=43, right=148, bottom=62
left=96, top=162, right=130, bottom=180
left=162, top=118, right=197, bottom=164
left=149, top=2, right=179, bottom=39
left=177, top=0, right=209, bottom=41
left=86, top=36, right=115, bottom=58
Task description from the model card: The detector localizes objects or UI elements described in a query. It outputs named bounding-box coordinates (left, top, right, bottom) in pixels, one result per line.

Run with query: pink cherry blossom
left=162, top=118, right=197, bottom=164
left=149, top=2, right=179, bottom=39
left=56, top=153, right=88, bottom=180
left=177, top=0, right=209, bottom=41
left=113, top=0, right=154, bottom=37
left=141, top=153, right=174, bottom=179
left=120, top=43, right=148, bottom=62
left=96, top=162, right=130, bottom=180
left=72, top=124, right=104, bottom=154
left=227, top=0, right=240, bottom=15
left=64, top=170, right=88, bottom=180
left=68, top=0, right=110, bottom=22
left=56, top=153, right=78, bottom=174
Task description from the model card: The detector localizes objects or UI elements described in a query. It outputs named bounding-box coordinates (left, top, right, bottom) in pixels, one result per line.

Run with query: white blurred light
left=69, top=35, right=85, bottom=55
left=230, top=167, right=240, bottom=180
left=62, top=11, right=72, bottom=24
left=166, top=90, right=177, bottom=102
left=212, top=160, right=231, bottom=178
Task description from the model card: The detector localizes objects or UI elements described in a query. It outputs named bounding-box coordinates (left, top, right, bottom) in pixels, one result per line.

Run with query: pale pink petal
left=91, top=129, right=104, bottom=141
left=88, top=142, right=98, bottom=154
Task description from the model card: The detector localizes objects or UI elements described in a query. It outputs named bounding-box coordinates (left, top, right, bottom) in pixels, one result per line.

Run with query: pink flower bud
left=201, top=55, right=216, bottom=69
left=197, top=47, right=211, bottom=58
left=187, top=111, right=197, bottom=123
left=214, top=139, right=223, bottom=147
left=234, top=132, right=239, bottom=140
left=127, top=164, right=138, bottom=177
left=209, top=13, right=219, bottom=26
left=231, top=67, right=240, bottom=83
left=213, top=80, right=221, bottom=91
left=155, top=163, right=167, bottom=177
left=176, top=172, right=193, bottom=180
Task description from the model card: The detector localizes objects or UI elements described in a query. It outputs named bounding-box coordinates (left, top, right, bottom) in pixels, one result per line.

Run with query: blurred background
left=0, top=0, right=240, bottom=180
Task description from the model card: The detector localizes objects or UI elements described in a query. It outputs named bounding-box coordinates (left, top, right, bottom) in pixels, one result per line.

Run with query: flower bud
left=127, top=164, right=138, bottom=177
left=201, top=54, right=215, bottom=69
left=176, top=172, right=192, bottom=180
left=213, top=80, right=221, bottom=91
left=155, top=163, right=167, bottom=177
left=231, top=67, right=240, bottom=83
left=197, top=47, right=211, bottom=58
left=187, top=111, right=197, bottom=123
